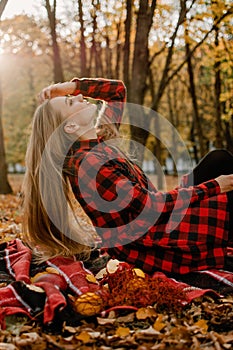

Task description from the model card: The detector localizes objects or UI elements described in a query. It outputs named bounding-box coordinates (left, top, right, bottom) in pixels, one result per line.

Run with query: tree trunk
left=190, top=122, right=199, bottom=164
left=105, top=34, right=113, bottom=78
left=129, top=0, right=156, bottom=105
left=128, top=0, right=157, bottom=165
left=115, top=21, right=121, bottom=78
left=185, top=26, right=206, bottom=158
left=167, top=85, right=178, bottom=176
left=45, top=0, right=64, bottom=83
left=0, top=0, right=8, bottom=17
left=123, top=0, right=132, bottom=91
left=78, top=0, right=87, bottom=76
left=0, top=76, right=12, bottom=194
left=150, top=0, right=187, bottom=185
left=151, top=0, right=187, bottom=111
left=89, top=0, right=100, bottom=77
left=224, top=121, right=233, bottom=154
left=214, top=25, right=224, bottom=148
left=0, top=0, right=12, bottom=194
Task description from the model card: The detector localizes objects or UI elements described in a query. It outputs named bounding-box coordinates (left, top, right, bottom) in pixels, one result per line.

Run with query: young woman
left=23, top=77, right=233, bottom=275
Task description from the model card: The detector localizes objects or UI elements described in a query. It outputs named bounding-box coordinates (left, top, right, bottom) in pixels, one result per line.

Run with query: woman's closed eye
left=65, top=96, right=74, bottom=106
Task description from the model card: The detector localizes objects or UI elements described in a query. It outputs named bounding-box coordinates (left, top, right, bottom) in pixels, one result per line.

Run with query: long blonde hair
left=22, top=100, right=93, bottom=261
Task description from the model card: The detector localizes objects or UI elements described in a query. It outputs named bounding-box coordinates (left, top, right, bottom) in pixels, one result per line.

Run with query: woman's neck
left=78, top=126, right=98, bottom=141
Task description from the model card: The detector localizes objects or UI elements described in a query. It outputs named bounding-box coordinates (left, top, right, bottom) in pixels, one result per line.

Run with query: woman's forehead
left=49, top=96, right=66, bottom=107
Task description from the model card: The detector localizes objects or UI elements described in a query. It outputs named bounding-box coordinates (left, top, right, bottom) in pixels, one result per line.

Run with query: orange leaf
left=86, top=274, right=98, bottom=284
left=115, top=327, right=130, bottom=337
left=194, top=319, right=208, bottom=333
left=136, top=307, right=157, bottom=320
left=132, top=268, right=145, bottom=278
left=153, top=314, right=166, bottom=332
left=75, top=331, right=91, bottom=343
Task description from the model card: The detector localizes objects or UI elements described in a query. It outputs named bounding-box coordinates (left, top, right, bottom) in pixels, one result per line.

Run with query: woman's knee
left=198, top=149, right=233, bottom=168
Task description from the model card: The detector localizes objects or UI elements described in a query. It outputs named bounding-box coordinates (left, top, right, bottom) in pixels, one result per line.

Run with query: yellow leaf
left=86, top=274, right=98, bottom=284
left=75, top=331, right=91, bottom=343
left=74, top=292, right=103, bottom=316
left=26, top=284, right=45, bottom=293
left=115, top=327, right=130, bottom=337
left=97, top=317, right=116, bottom=325
left=132, top=268, right=145, bottom=278
left=153, top=314, right=166, bottom=332
left=194, top=319, right=208, bottom=333
left=0, top=283, right=7, bottom=288
left=136, top=307, right=157, bottom=320
left=46, top=267, right=59, bottom=275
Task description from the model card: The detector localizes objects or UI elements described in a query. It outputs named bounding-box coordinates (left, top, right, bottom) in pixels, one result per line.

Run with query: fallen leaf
left=153, top=314, right=166, bottom=332
left=115, top=326, right=130, bottom=337
left=45, top=267, right=60, bottom=275
left=97, top=317, right=116, bottom=325
left=194, top=319, right=209, bottom=334
left=116, top=312, right=135, bottom=323
left=136, top=307, right=157, bottom=320
left=132, top=268, right=145, bottom=278
left=63, top=325, right=79, bottom=334
left=26, top=284, right=45, bottom=293
left=87, top=331, right=101, bottom=338
left=95, top=267, right=107, bottom=280
left=0, top=343, right=18, bottom=349
left=74, top=292, right=103, bottom=315
left=0, top=283, right=7, bottom=288
left=75, top=331, right=91, bottom=343
left=15, top=332, right=45, bottom=348
left=86, top=274, right=98, bottom=284
left=136, top=325, right=160, bottom=336
left=106, top=259, right=120, bottom=274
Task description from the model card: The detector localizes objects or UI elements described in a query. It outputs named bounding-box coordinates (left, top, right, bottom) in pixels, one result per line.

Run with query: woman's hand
left=215, top=174, right=233, bottom=193
left=38, top=81, right=77, bottom=103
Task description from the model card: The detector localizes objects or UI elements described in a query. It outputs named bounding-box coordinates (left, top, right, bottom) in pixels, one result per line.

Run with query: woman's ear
left=64, top=122, right=80, bottom=134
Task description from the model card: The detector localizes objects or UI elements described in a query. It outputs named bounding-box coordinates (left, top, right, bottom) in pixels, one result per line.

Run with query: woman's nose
left=76, top=94, right=83, bottom=102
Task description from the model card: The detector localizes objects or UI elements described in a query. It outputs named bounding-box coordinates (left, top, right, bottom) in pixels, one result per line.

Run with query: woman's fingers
left=215, top=174, right=233, bottom=193
left=38, top=86, right=52, bottom=103
left=37, top=82, right=76, bottom=104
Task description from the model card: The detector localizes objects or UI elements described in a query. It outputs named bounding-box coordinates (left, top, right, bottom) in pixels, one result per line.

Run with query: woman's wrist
left=70, top=81, right=78, bottom=95
left=56, top=81, right=77, bottom=96
left=70, top=79, right=79, bottom=95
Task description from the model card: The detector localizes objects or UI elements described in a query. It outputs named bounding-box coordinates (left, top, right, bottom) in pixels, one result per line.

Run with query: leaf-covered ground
left=0, top=174, right=233, bottom=350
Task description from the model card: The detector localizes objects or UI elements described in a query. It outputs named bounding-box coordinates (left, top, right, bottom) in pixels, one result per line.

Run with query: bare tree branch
left=0, top=0, right=8, bottom=19
left=166, top=7, right=233, bottom=87
left=149, top=44, right=166, bottom=67
left=151, top=0, right=189, bottom=110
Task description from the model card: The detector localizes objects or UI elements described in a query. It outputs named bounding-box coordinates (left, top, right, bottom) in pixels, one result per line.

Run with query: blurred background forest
left=0, top=0, right=232, bottom=193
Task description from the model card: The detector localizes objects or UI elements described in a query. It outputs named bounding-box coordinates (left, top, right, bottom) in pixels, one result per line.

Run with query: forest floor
left=0, top=174, right=233, bottom=350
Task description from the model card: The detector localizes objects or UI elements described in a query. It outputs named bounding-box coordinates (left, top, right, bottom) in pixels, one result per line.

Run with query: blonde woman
left=23, top=77, right=233, bottom=274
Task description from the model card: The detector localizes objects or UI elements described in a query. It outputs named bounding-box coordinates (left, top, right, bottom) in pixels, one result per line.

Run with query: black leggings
left=187, top=149, right=233, bottom=186
left=186, top=149, right=233, bottom=236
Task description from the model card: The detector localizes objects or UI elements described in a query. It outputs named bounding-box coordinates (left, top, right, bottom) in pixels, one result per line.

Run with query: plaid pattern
left=0, top=239, right=100, bottom=328
left=65, top=78, right=230, bottom=275
left=71, top=77, right=126, bottom=129
left=1, top=239, right=233, bottom=328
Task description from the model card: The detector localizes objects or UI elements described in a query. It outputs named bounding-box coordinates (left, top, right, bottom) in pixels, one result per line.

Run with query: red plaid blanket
left=0, top=239, right=233, bottom=329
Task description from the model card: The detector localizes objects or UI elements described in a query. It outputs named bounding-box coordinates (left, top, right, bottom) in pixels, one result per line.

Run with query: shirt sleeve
left=75, top=152, right=222, bottom=230
left=71, top=78, right=126, bottom=129
left=96, top=161, right=221, bottom=216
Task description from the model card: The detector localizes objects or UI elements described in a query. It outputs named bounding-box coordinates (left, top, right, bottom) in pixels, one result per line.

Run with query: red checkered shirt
left=64, top=78, right=230, bottom=274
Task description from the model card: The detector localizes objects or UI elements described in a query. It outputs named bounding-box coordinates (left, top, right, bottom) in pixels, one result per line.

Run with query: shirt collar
left=70, top=137, right=101, bottom=152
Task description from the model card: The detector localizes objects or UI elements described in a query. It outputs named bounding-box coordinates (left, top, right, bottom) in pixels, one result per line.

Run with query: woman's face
left=50, top=94, right=97, bottom=127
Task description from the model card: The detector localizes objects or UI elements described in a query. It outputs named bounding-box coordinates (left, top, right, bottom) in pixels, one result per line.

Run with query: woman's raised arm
left=72, top=78, right=126, bottom=132
left=38, top=78, right=126, bottom=139
left=38, top=81, right=77, bottom=102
